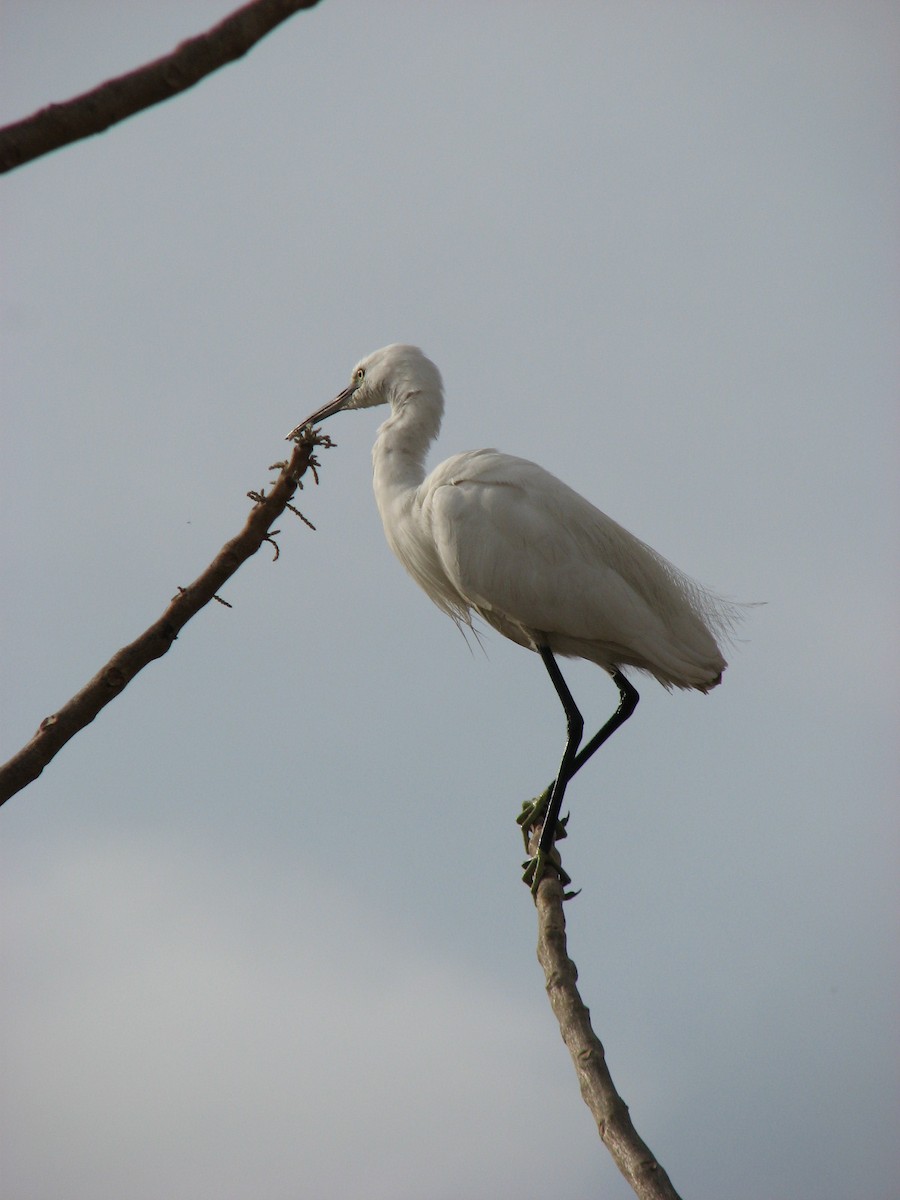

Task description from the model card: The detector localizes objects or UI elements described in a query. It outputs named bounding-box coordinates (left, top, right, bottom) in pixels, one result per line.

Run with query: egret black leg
left=521, top=664, right=639, bottom=892
left=525, top=647, right=585, bottom=886
left=565, top=670, right=639, bottom=784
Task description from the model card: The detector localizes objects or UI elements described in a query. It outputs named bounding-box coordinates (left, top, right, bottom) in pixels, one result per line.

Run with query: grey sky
left=2, top=4, right=897, bottom=1198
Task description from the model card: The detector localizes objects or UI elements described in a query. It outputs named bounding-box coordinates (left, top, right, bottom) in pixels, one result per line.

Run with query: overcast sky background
left=2, top=4, right=898, bottom=1199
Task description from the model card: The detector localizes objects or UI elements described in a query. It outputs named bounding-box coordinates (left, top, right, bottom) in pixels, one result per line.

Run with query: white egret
left=288, top=345, right=735, bottom=890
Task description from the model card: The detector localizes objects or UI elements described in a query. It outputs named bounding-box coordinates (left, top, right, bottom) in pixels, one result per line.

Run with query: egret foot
left=516, top=787, right=551, bottom=850
left=517, top=788, right=573, bottom=892
left=517, top=790, right=570, bottom=851
left=521, top=845, right=572, bottom=893
left=517, top=793, right=569, bottom=852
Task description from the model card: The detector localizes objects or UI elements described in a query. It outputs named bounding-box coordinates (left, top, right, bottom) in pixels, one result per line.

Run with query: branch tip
left=0, top=412, right=323, bottom=806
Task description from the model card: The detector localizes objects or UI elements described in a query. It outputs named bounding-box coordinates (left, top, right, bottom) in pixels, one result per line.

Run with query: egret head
left=287, top=344, right=442, bottom=439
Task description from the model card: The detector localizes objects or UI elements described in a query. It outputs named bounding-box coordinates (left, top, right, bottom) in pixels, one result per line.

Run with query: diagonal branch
left=530, top=843, right=684, bottom=1200
left=0, top=0, right=323, bottom=174
left=0, top=434, right=325, bottom=806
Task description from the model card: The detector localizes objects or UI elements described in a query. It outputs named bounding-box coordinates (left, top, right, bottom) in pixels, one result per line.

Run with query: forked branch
left=0, top=0, right=322, bottom=174
left=0, top=434, right=324, bottom=806
left=530, top=837, right=684, bottom=1200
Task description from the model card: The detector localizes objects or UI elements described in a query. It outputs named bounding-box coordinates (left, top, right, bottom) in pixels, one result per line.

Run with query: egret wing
left=423, top=451, right=727, bottom=685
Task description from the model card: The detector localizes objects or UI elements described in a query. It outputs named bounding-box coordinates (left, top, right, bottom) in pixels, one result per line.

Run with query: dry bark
left=0, top=435, right=324, bottom=805
left=0, top=0, right=323, bottom=174
left=529, top=838, right=685, bottom=1200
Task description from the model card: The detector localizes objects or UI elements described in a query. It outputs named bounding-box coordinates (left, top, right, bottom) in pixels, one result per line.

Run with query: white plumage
left=289, top=344, right=735, bottom=888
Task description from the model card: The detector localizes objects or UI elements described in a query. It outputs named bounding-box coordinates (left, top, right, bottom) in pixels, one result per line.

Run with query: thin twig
left=0, top=435, right=322, bottom=806
left=0, top=0, right=322, bottom=174
left=529, top=832, right=684, bottom=1200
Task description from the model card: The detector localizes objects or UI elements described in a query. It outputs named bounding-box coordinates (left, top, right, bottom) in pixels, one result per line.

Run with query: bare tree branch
left=529, top=837, right=684, bottom=1200
left=0, top=0, right=323, bottom=174
left=0, top=434, right=327, bottom=806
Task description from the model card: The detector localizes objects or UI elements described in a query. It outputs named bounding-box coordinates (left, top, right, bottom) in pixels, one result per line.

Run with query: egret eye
left=354, top=367, right=365, bottom=382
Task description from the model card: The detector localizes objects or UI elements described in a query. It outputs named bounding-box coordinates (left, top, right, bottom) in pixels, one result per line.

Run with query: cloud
left=2, top=832, right=596, bottom=1200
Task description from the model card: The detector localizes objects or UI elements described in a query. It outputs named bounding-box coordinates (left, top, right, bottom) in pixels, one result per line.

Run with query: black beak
left=286, top=384, right=357, bottom=440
